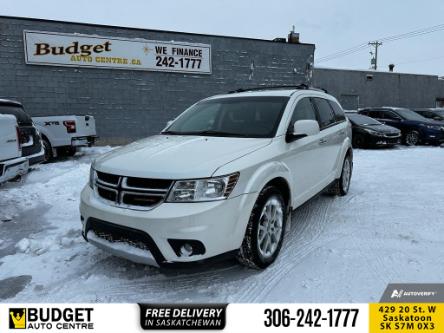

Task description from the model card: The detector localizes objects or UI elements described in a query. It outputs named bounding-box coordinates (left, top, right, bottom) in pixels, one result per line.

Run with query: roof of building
left=1, top=15, right=315, bottom=47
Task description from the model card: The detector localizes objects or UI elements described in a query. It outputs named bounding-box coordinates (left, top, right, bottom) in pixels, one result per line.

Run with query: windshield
left=163, top=96, right=290, bottom=138
left=347, top=114, right=381, bottom=126
left=395, top=108, right=428, bottom=121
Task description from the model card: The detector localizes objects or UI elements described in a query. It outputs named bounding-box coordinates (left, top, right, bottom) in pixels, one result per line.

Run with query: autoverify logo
left=391, top=289, right=403, bottom=299
left=9, top=308, right=26, bottom=329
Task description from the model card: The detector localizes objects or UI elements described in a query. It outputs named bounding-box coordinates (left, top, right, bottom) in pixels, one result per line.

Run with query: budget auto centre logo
left=8, top=307, right=94, bottom=330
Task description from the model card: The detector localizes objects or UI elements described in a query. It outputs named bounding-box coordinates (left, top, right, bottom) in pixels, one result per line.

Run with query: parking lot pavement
left=0, top=146, right=443, bottom=302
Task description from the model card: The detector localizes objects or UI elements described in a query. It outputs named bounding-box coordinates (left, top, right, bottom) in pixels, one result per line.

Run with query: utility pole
left=368, top=41, right=382, bottom=70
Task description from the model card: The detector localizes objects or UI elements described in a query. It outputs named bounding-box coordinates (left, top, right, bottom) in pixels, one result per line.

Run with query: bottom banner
left=1, top=303, right=443, bottom=332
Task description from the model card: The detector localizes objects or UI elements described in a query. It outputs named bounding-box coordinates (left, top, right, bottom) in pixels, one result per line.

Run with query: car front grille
left=95, top=171, right=173, bottom=210
left=384, top=132, right=400, bottom=137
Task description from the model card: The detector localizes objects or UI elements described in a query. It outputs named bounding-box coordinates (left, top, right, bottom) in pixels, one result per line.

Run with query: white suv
left=80, top=86, right=353, bottom=269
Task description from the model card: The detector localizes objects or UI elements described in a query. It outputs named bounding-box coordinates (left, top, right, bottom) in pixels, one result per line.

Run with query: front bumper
left=365, top=133, right=401, bottom=147
left=80, top=186, right=256, bottom=265
left=422, top=131, right=444, bottom=144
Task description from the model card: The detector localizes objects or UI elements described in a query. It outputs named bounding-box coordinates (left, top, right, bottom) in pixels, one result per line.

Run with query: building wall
left=313, top=68, right=444, bottom=110
left=0, top=16, right=315, bottom=143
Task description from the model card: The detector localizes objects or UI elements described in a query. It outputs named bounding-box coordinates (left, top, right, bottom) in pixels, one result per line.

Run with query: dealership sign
left=23, top=30, right=212, bottom=74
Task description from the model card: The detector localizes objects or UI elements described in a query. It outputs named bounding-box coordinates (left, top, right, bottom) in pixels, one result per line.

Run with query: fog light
left=180, top=243, right=193, bottom=257
left=168, top=239, right=205, bottom=257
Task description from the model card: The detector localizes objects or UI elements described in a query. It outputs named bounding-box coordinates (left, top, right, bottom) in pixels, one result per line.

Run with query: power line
left=318, top=43, right=368, bottom=61
left=381, top=54, right=444, bottom=67
left=316, top=23, right=444, bottom=64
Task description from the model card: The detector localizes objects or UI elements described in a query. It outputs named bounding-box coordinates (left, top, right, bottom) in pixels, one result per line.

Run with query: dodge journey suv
left=80, top=86, right=353, bottom=269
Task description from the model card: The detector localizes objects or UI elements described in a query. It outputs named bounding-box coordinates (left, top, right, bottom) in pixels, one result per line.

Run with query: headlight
left=421, top=124, right=440, bottom=130
left=364, top=129, right=384, bottom=136
left=166, top=173, right=239, bottom=202
left=89, top=166, right=96, bottom=189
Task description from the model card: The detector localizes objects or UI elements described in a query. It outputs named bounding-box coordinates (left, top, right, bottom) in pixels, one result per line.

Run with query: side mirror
left=286, top=120, right=320, bottom=143
left=166, top=120, right=173, bottom=127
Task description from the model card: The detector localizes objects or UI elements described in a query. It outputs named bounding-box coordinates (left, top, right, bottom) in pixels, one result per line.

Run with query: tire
left=352, top=134, right=365, bottom=148
left=42, top=138, right=53, bottom=162
left=237, top=186, right=287, bottom=269
left=404, top=131, right=420, bottom=146
left=57, top=146, right=77, bottom=157
left=65, top=146, right=77, bottom=157
left=329, top=153, right=353, bottom=196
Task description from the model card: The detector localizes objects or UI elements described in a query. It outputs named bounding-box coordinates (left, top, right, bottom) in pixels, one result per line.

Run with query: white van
left=0, top=114, right=29, bottom=184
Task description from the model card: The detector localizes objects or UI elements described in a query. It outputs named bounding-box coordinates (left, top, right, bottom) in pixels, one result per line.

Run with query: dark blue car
left=358, top=107, right=444, bottom=146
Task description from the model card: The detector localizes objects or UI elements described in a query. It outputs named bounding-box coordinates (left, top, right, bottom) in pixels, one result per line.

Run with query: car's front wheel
left=352, top=133, right=365, bottom=148
left=237, top=186, right=287, bottom=269
left=404, top=131, right=420, bottom=146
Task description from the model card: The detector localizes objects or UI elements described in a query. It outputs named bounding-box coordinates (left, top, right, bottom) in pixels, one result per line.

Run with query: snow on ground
left=0, top=146, right=443, bottom=302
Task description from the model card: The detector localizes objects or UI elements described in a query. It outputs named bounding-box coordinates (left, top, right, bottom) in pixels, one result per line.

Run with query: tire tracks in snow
left=234, top=194, right=337, bottom=302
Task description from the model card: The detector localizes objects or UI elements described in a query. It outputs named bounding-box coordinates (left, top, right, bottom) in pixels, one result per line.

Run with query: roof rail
left=228, top=84, right=328, bottom=94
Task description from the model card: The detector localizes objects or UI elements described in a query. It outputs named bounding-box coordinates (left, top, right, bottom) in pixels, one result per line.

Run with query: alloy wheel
left=406, top=132, right=419, bottom=146
left=342, top=157, right=352, bottom=192
left=257, top=196, right=284, bottom=259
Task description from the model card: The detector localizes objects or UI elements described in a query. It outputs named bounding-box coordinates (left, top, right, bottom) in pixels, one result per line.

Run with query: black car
left=0, top=99, right=44, bottom=165
left=358, top=107, right=444, bottom=146
left=412, top=108, right=444, bottom=124
left=346, top=112, right=401, bottom=148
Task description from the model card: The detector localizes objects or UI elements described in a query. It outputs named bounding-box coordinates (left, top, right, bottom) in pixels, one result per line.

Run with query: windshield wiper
left=161, top=130, right=183, bottom=135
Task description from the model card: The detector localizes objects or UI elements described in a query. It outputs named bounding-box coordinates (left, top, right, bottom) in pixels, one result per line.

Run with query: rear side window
left=289, top=98, right=317, bottom=128
left=328, top=100, right=346, bottom=122
left=312, top=98, right=336, bottom=129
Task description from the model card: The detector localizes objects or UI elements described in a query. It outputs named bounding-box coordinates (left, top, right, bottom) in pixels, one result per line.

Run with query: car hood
left=361, top=124, right=400, bottom=134
left=94, top=135, right=271, bottom=179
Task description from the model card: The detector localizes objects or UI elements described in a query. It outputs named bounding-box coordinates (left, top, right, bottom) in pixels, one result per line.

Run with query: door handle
left=319, top=138, right=328, bottom=145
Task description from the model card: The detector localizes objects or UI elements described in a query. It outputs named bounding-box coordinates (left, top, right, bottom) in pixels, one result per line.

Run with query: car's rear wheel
left=42, top=138, right=53, bottom=162
left=57, top=146, right=77, bottom=157
left=237, top=186, right=287, bottom=269
left=404, top=131, right=419, bottom=146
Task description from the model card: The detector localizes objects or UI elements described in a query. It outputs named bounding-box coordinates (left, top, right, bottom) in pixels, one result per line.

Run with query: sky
left=2, top=0, right=444, bottom=76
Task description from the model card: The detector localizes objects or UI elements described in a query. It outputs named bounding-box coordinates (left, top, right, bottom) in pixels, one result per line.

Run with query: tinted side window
left=367, top=111, right=383, bottom=119
left=289, top=98, right=317, bottom=129
left=383, top=111, right=400, bottom=120
left=328, top=100, right=346, bottom=122
left=312, top=98, right=336, bottom=129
